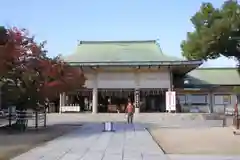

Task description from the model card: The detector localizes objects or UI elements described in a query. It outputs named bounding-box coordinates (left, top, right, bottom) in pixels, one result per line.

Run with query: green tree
left=181, top=0, right=240, bottom=62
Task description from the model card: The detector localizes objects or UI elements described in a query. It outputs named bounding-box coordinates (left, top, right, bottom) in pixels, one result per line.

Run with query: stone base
left=135, top=108, right=140, bottom=113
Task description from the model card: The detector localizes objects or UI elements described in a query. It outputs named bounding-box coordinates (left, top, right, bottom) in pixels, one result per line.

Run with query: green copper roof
left=64, top=40, right=183, bottom=63
left=187, top=68, right=240, bottom=86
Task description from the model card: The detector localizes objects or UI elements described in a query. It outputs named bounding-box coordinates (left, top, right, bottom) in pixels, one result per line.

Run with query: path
left=47, top=113, right=225, bottom=128
left=12, top=123, right=168, bottom=160
left=168, top=154, right=240, bottom=160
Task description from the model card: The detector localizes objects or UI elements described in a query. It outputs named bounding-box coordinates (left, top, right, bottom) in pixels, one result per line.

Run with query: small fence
left=2, top=108, right=46, bottom=129
left=29, top=111, right=47, bottom=128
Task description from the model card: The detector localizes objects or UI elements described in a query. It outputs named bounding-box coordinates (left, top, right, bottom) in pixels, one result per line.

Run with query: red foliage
left=0, top=26, right=85, bottom=101
left=40, top=61, right=86, bottom=99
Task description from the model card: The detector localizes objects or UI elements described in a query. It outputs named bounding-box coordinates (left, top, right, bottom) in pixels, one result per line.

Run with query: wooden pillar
left=92, top=73, right=98, bottom=114
left=92, top=87, right=98, bottom=114
left=59, top=93, right=62, bottom=113
left=209, top=90, right=213, bottom=113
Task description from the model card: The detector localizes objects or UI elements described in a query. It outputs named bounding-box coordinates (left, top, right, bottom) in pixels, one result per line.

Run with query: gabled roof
left=64, top=40, right=202, bottom=75
left=186, top=68, right=240, bottom=86
left=64, top=40, right=198, bottom=64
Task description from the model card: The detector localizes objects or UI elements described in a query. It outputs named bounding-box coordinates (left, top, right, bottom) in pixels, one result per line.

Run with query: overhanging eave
left=67, top=60, right=203, bottom=68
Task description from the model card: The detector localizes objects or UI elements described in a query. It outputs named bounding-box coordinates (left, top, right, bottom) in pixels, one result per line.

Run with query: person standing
left=125, top=100, right=134, bottom=124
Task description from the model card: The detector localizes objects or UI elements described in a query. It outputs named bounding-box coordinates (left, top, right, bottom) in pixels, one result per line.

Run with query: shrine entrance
left=97, top=89, right=167, bottom=113
left=140, top=89, right=167, bottom=112
left=98, top=89, right=134, bottom=113
left=60, top=88, right=167, bottom=113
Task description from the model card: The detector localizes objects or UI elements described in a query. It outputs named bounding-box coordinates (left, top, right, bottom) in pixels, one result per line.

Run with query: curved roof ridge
left=78, top=40, right=156, bottom=45
left=154, top=40, right=164, bottom=55
left=154, top=40, right=183, bottom=60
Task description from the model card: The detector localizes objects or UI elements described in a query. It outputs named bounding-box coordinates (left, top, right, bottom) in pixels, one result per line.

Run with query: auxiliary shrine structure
left=58, top=40, right=240, bottom=114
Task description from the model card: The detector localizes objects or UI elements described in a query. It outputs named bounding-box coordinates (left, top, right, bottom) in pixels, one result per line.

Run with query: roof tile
left=64, top=40, right=182, bottom=63
left=187, top=68, right=240, bottom=85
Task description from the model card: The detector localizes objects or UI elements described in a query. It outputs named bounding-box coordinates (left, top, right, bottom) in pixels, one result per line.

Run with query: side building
left=177, top=68, right=240, bottom=113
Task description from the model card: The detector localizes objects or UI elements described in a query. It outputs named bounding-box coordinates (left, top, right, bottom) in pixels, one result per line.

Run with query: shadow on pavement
left=0, top=123, right=81, bottom=160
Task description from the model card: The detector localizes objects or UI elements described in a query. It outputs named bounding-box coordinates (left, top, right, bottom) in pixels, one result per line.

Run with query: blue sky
left=0, top=0, right=236, bottom=67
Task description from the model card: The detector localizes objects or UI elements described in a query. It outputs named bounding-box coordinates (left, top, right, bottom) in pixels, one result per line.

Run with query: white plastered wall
left=84, top=71, right=171, bottom=89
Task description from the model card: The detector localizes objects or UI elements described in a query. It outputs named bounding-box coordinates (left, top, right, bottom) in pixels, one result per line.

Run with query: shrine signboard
left=166, top=91, right=176, bottom=112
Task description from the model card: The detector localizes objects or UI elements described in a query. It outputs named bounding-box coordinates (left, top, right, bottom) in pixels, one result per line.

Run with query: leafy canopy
left=181, top=0, right=240, bottom=61
left=0, top=26, right=86, bottom=109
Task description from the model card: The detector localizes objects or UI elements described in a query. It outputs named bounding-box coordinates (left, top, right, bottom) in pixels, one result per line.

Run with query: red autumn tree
left=0, top=26, right=85, bottom=110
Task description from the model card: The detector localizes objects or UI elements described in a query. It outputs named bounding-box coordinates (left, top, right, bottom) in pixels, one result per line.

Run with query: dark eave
left=171, top=63, right=202, bottom=76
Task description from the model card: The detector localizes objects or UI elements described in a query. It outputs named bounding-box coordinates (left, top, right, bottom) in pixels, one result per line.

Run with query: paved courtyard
left=6, top=113, right=240, bottom=160
left=168, top=154, right=240, bottom=160
left=12, top=123, right=167, bottom=160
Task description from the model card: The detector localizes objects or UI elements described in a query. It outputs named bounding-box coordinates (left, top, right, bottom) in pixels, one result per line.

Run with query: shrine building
left=58, top=40, right=240, bottom=114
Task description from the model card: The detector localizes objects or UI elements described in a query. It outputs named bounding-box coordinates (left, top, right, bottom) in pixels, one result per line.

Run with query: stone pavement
left=12, top=123, right=168, bottom=160
left=169, top=154, right=240, bottom=160
left=47, top=113, right=225, bottom=128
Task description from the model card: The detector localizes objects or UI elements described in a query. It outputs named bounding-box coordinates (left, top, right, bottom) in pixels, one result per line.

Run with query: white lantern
left=108, top=98, right=111, bottom=103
